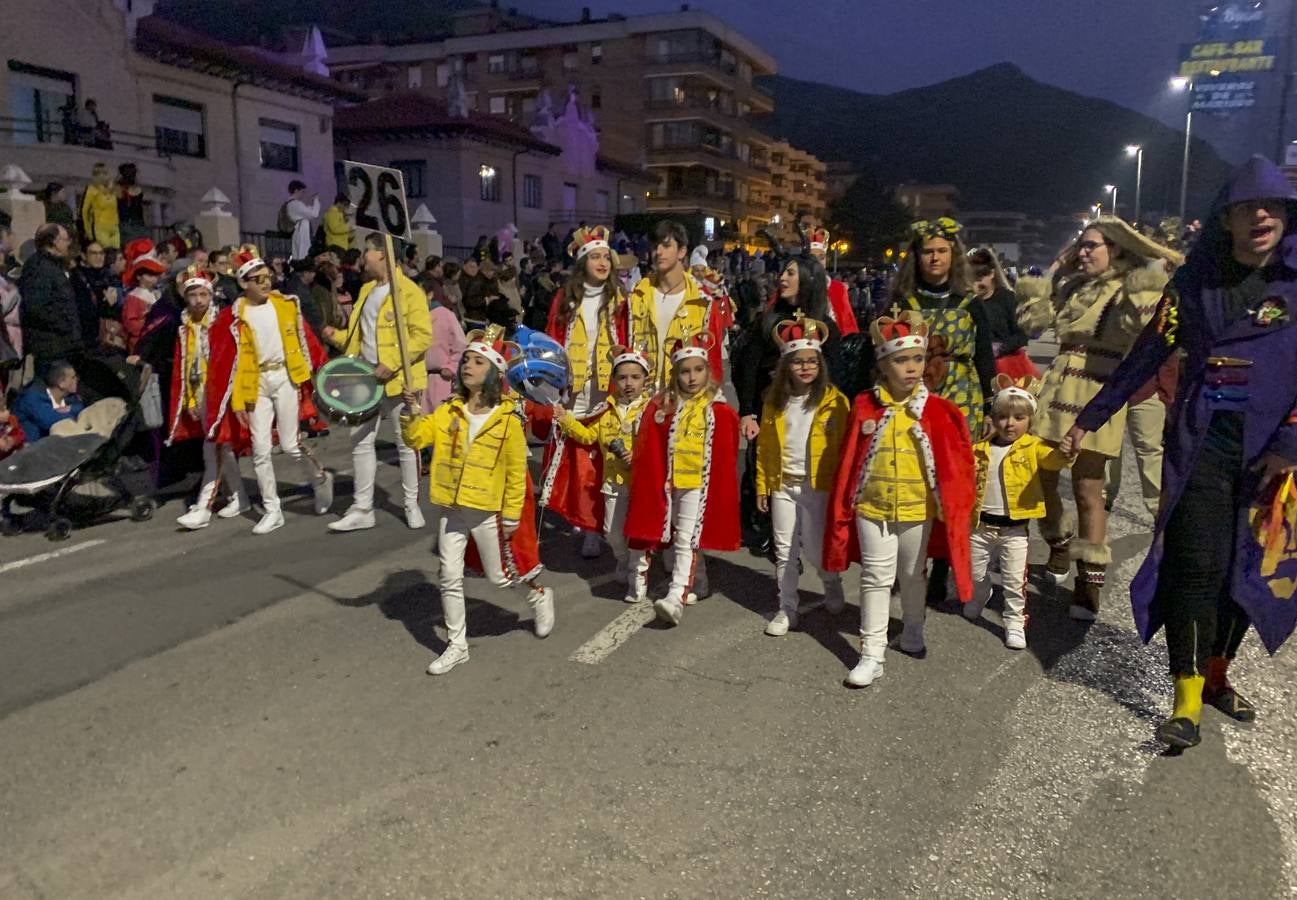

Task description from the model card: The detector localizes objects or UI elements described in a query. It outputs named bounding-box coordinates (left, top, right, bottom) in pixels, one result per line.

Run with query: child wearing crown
left=549, top=344, right=654, bottom=602
left=625, top=331, right=741, bottom=626
left=824, top=310, right=975, bottom=687
left=400, top=325, right=556, bottom=676
left=963, top=375, right=1070, bottom=649
left=170, top=266, right=249, bottom=530
left=754, top=315, right=850, bottom=636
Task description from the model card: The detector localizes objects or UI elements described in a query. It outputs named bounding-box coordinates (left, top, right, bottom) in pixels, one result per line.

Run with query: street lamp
left=1125, top=144, right=1144, bottom=225
left=1169, top=76, right=1193, bottom=224
left=1104, top=184, right=1117, bottom=216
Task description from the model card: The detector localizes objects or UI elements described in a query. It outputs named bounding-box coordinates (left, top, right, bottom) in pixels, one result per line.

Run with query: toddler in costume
left=964, top=374, right=1070, bottom=649
left=625, top=332, right=741, bottom=626
left=552, top=344, right=654, bottom=603
left=824, top=310, right=975, bottom=687
left=754, top=314, right=850, bottom=636
left=400, top=325, right=555, bottom=676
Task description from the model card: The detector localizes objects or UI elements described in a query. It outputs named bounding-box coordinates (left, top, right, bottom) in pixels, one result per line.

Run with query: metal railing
left=0, top=116, right=168, bottom=158
left=240, top=231, right=293, bottom=260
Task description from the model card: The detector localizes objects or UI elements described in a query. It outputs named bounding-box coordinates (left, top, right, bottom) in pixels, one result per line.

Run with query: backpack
left=276, top=202, right=294, bottom=236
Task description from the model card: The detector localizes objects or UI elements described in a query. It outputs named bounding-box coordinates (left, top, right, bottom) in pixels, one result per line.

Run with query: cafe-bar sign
left=1178, top=2, right=1276, bottom=111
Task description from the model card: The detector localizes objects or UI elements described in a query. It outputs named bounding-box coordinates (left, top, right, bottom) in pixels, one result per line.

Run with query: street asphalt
left=2, top=340, right=1295, bottom=899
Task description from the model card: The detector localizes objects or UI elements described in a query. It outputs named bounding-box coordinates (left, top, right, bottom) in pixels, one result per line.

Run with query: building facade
left=1, top=0, right=360, bottom=239
left=328, top=6, right=814, bottom=241
left=894, top=183, right=960, bottom=221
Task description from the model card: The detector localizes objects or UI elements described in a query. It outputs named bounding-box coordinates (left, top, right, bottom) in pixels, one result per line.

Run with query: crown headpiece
left=808, top=227, right=830, bottom=253
left=992, top=374, right=1041, bottom=412
left=181, top=265, right=213, bottom=294
left=234, top=247, right=267, bottom=280
left=569, top=224, right=613, bottom=261
left=668, top=330, right=715, bottom=364
left=608, top=342, right=651, bottom=373
left=870, top=310, right=929, bottom=359
left=773, top=311, right=829, bottom=356
left=465, top=323, right=521, bottom=373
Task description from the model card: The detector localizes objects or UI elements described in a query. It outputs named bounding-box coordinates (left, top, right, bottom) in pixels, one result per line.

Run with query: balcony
left=0, top=116, right=178, bottom=193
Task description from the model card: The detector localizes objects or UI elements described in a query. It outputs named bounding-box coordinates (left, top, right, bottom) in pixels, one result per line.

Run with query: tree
left=826, top=168, right=911, bottom=263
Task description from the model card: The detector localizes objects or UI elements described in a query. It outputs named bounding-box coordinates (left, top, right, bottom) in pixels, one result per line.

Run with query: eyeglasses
left=248, top=273, right=272, bottom=285
left=789, top=358, right=820, bottom=368
left=1077, top=240, right=1111, bottom=254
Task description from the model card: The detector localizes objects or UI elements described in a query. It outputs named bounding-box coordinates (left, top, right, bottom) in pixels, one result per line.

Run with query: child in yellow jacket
left=552, top=345, right=654, bottom=602
left=400, top=325, right=555, bottom=676
left=754, top=316, right=849, bottom=636
left=964, top=374, right=1071, bottom=649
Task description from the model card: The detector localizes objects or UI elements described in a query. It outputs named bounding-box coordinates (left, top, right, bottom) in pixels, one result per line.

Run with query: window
left=407, top=65, right=422, bottom=89
left=391, top=159, right=426, bottom=199
left=563, top=49, right=579, bottom=70
left=591, top=89, right=601, bottom=110
left=436, top=62, right=450, bottom=87
left=591, top=43, right=603, bottom=64
left=595, top=189, right=610, bottom=217
left=523, top=174, right=543, bottom=209
left=480, top=164, right=500, bottom=202
left=489, top=95, right=506, bottom=115
left=488, top=54, right=505, bottom=74
left=7, top=60, right=75, bottom=144
left=258, top=118, right=299, bottom=171
left=153, top=95, right=206, bottom=158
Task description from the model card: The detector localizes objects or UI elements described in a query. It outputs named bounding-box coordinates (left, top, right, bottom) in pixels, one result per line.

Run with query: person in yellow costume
left=80, top=163, right=119, bottom=249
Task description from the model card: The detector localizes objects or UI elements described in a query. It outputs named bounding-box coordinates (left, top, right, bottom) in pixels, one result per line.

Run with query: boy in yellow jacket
left=964, top=375, right=1071, bottom=648
left=323, top=233, right=432, bottom=532
left=400, top=325, right=554, bottom=676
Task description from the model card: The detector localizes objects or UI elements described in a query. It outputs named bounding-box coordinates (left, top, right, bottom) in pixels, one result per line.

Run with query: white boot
left=653, top=596, right=684, bottom=626
left=845, top=655, right=884, bottom=688
left=765, top=609, right=798, bottom=637
left=405, top=504, right=426, bottom=530
left=529, top=586, right=555, bottom=638
left=1004, top=622, right=1027, bottom=651
left=176, top=505, right=212, bottom=530
left=427, top=645, right=469, bottom=675
left=313, top=470, right=334, bottom=515
left=217, top=496, right=250, bottom=519
left=329, top=507, right=376, bottom=532
left=252, top=510, right=285, bottom=535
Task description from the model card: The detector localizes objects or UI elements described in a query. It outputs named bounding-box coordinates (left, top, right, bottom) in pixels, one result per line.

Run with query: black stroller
left=1, top=358, right=158, bottom=540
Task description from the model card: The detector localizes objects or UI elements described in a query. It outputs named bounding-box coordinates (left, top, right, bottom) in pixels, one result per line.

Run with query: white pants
left=969, top=522, right=1030, bottom=627
left=195, top=440, right=244, bottom=510
left=350, top=393, right=420, bottom=512
left=770, top=482, right=841, bottom=613
left=663, top=487, right=707, bottom=604
left=248, top=367, right=312, bottom=514
left=437, top=506, right=532, bottom=650
left=604, top=483, right=650, bottom=597
left=856, top=516, right=931, bottom=661
left=1105, top=394, right=1165, bottom=517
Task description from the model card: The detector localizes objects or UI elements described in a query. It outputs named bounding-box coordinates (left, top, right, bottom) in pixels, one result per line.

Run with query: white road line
left=0, top=539, right=107, bottom=575
left=570, top=602, right=656, bottom=665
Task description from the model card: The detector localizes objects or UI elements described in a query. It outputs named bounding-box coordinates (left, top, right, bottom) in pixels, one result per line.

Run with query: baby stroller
left=0, top=358, right=158, bottom=540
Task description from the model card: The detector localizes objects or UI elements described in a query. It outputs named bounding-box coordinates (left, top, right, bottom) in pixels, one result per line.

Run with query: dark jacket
left=979, top=287, right=1029, bottom=356
left=735, top=297, right=841, bottom=418
left=18, top=250, right=83, bottom=368
left=13, top=383, right=84, bottom=440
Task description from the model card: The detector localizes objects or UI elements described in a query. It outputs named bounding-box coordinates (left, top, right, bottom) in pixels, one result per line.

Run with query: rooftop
left=332, top=92, right=560, bottom=153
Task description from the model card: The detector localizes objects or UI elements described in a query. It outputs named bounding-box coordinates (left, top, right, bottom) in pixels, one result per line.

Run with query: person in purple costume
left=1061, top=155, right=1297, bottom=750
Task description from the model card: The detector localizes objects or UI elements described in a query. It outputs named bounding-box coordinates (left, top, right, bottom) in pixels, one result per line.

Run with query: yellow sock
left=1172, top=673, right=1205, bottom=725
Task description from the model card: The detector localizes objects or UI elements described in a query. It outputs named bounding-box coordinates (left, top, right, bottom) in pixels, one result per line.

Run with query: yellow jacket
left=755, top=385, right=849, bottom=495
left=81, top=183, right=119, bottom=249
left=558, top=394, right=651, bottom=487
left=972, top=432, right=1070, bottom=521
left=329, top=270, right=432, bottom=396
left=559, top=292, right=625, bottom=396
left=670, top=390, right=716, bottom=490
left=401, top=396, right=528, bottom=521
left=627, top=271, right=715, bottom=390
left=857, top=386, right=934, bottom=523
left=230, top=293, right=313, bottom=411
left=322, top=204, right=354, bottom=250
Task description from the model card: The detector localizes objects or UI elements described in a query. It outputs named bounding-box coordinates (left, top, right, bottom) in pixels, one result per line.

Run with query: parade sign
left=342, top=160, right=412, bottom=241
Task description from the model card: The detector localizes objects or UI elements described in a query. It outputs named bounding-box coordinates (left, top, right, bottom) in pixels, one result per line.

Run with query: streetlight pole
left=1125, top=144, right=1144, bottom=225
left=1170, top=76, right=1193, bottom=224
left=1105, top=184, right=1117, bottom=217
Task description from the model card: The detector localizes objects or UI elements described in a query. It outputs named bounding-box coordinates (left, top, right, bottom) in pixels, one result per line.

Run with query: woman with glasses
left=1016, top=218, right=1181, bottom=619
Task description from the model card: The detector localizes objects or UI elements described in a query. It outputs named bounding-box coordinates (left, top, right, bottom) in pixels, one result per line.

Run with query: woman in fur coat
left=1016, top=217, right=1182, bottom=619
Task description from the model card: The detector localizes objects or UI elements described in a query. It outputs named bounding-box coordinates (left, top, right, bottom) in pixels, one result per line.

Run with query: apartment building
left=766, top=139, right=827, bottom=238
left=328, top=4, right=802, bottom=240
left=2, top=0, right=361, bottom=236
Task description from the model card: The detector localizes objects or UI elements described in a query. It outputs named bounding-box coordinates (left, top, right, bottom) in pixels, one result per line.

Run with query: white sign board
left=341, top=160, right=412, bottom=241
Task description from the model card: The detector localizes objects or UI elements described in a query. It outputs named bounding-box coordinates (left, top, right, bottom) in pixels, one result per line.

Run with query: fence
left=240, top=231, right=293, bottom=260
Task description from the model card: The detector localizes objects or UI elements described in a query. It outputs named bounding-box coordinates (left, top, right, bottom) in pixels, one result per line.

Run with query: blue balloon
left=507, top=329, right=570, bottom=405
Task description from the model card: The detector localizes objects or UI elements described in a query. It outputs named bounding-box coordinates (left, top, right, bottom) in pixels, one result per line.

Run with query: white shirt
left=781, top=396, right=815, bottom=478
left=981, top=442, right=1013, bottom=516
left=654, top=284, right=686, bottom=352
left=359, top=282, right=389, bottom=364
left=287, top=196, right=321, bottom=261
left=464, top=407, right=493, bottom=449
left=578, top=282, right=603, bottom=354
left=242, top=301, right=285, bottom=366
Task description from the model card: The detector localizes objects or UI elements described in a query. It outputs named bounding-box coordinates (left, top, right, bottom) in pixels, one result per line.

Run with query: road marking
left=570, top=601, right=656, bottom=665
left=0, top=539, right=106, bottom=575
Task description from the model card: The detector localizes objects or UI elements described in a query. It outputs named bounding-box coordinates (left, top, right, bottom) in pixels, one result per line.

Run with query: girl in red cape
left=625, top=332, right=740, bottom=626
left=823, top=310, right=975, bottom=688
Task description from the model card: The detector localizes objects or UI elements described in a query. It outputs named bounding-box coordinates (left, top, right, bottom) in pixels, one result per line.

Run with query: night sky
left=509, top=0, right=1281, bottom=163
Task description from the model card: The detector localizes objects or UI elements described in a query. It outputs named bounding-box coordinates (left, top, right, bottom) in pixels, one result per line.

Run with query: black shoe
left=1204, top=685, right=1257, bottom=722
left=1156, top=717, right=1201, bottom=749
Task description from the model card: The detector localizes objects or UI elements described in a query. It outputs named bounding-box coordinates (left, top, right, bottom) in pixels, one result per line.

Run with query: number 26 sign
left=343, top=160, right=412, bottom=241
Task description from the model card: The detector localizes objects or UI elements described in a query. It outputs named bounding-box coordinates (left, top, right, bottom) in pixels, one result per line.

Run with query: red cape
left=823, top=388, right=975, bottom=601
left=828, top=279, right=859, bottom=336
left=623, top=394, right=740, bottom=552
left=464, top=473, right=543, bottom=583
left=539, top=402, right=607, bottom=531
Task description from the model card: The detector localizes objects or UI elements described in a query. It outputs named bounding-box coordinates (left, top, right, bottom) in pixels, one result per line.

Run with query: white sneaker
left=176, top=505, right=212, bottom=530
left=962, top=599, right=986, bottom=621
left=765, top=609, right=797, bottom=636
left=623, top=590, right=646, bottom=604
left=217, top=496, right=250, bottom=519
left=580, top=531, right=603, bottom=558
left=1005, top=623, right=1027, bottom=650
left=313, top=470, right=334, bottom=515
left=252, top=510, right=284, bottom=535
left=328, top=507, right=376, bottom=532
left=529, top=586, right=555, bottom=638
left=845, top=655, right=884, bottom=688
left=427, top=645, right=469, bottom=675
left=898, top=620, right=926, bottom=655
left=405, top=504, right=426, bottom=530
left=823, top=579, right=845, bottom=615
left=653, top=596, right=684, bottom=626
